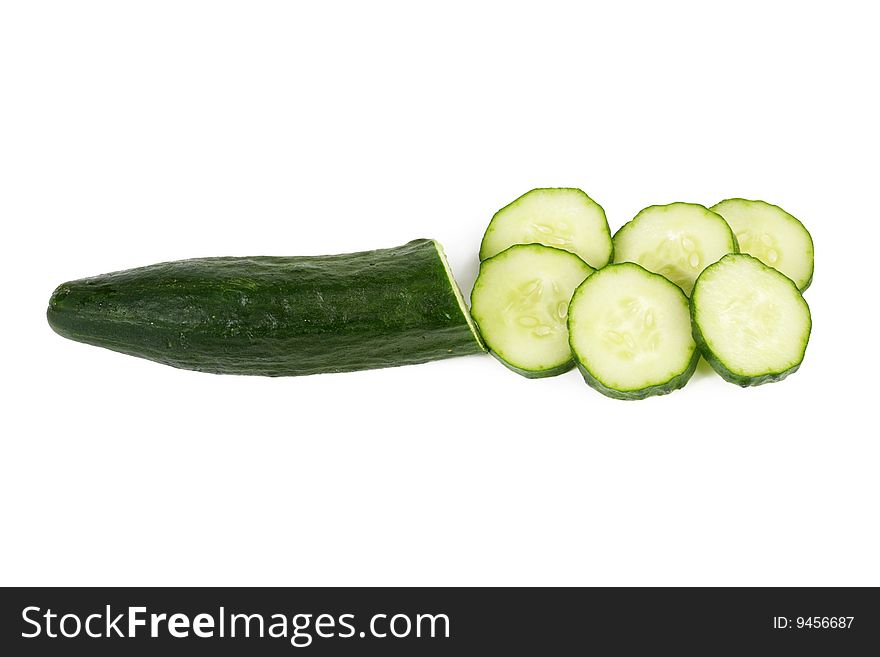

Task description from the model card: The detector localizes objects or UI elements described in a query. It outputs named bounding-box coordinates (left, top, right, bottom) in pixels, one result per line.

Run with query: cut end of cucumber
left=613, top=202, right=738, bottom=296
left=568, top=263, right=698, bottom=400
left=710, top=198, right=814, bottom=291
left=432, top=240, right=486, bottom=352
left=470, top=243, right=594, bottom=377
left=479, top=188, right=613, bottom=269
left=691, top=253, right=811, bottom=387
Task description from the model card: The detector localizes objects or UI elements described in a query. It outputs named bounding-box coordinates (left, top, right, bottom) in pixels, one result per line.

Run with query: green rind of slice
left=690, top=253, right=812, bottom=387
left=479, top=187, right=613, bottom=269
left=494, top=354, right=577, bottom=379
left=568, top=263, right=699, bottom=400
left=691, top=320, right=803, bottom=387
left=710, top=198, right=814, bottom=292
left=574, top=352, right=699, bottom=400
left=612, top=202, right=738, bottom=296
left=470, top=243, right=594, bottom=378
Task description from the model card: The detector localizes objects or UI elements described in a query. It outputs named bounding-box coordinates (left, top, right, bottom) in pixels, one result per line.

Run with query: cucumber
left=612, top=203, right=738, bottom=295
left=470, top=244, right=593, bottom=377
left=709, top=198, right=814, bottom=291
left=479, top=188, right=613, bottom=269
left=568, top=263, right=699, bottom=400
left=47, top=239, right=486, bottom=376
left=691, top=253, right=811, bottom=386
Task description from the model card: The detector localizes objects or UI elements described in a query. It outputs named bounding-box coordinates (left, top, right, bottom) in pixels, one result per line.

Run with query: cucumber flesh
left=613, top=203, right=737, bottom=295
left=709, top=198, right=813, bottom=291
left=479, top=188, right=613, bottom=269
left=470, top=244, right=594, bottom=377
left=568, top=263, right=698, bottom=400
left=691, top=254, right=811, bottom=386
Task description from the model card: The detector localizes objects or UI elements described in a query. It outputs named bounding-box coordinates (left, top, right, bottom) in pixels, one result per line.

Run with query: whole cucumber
left=47, top=239, right=485, bottom=376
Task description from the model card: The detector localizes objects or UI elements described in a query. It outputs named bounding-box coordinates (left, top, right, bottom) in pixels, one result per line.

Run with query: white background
left=1, top=1, right=878, bottom=586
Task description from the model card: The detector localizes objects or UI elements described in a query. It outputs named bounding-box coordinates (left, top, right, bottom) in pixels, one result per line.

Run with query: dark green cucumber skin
left=574, top=352, right=699, bottom=401
left=690, top=255, right=812, bottom=387
left=47, top=239, right=485, bottom=376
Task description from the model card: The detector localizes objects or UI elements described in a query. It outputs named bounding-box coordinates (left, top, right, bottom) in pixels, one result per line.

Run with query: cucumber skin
left=709, top=198, right=813, bottom=292
left=612, top=202, right=740, bottom=296
left=568, top=263, right=700, bottom=400
left=574, top=351, right=699, bottom=400
left=470, top=243, right=593, bottom=379
left=479, top=187, right=614, bottom=267
left=690, top=254, right=812, bottom=387
left=47, top=239, right=486, bottom=376
left=612, top=202, right=738, bottom=248
left=492, top=353, right=575, bottom=379
left=690, top=318, right=802, bottom=387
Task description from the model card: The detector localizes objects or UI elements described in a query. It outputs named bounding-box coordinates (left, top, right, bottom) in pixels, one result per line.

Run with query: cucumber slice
left=479, top=188, right=613, bottom=269
left=612, top=203, right=737, bottom=295
left=470, top=244, right=594, bottom=377
left=568, top=263, right=699, bottom=400
left=691, top=254, right=811, bottom=386
left=709, top=198, right=814, bottom=291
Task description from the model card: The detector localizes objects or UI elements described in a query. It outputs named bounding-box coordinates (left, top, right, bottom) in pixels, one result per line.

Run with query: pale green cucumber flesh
left=612, top=202, right=738, bottom=295
left=691, top=254, right=811, bottom=386
left=470, top=244, right=594, bottom=378
left=479, top=188, right=613, bottom=269
left=568, top=263, right=698, bottom=400
left=710, top=198, right=814, bottom=291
